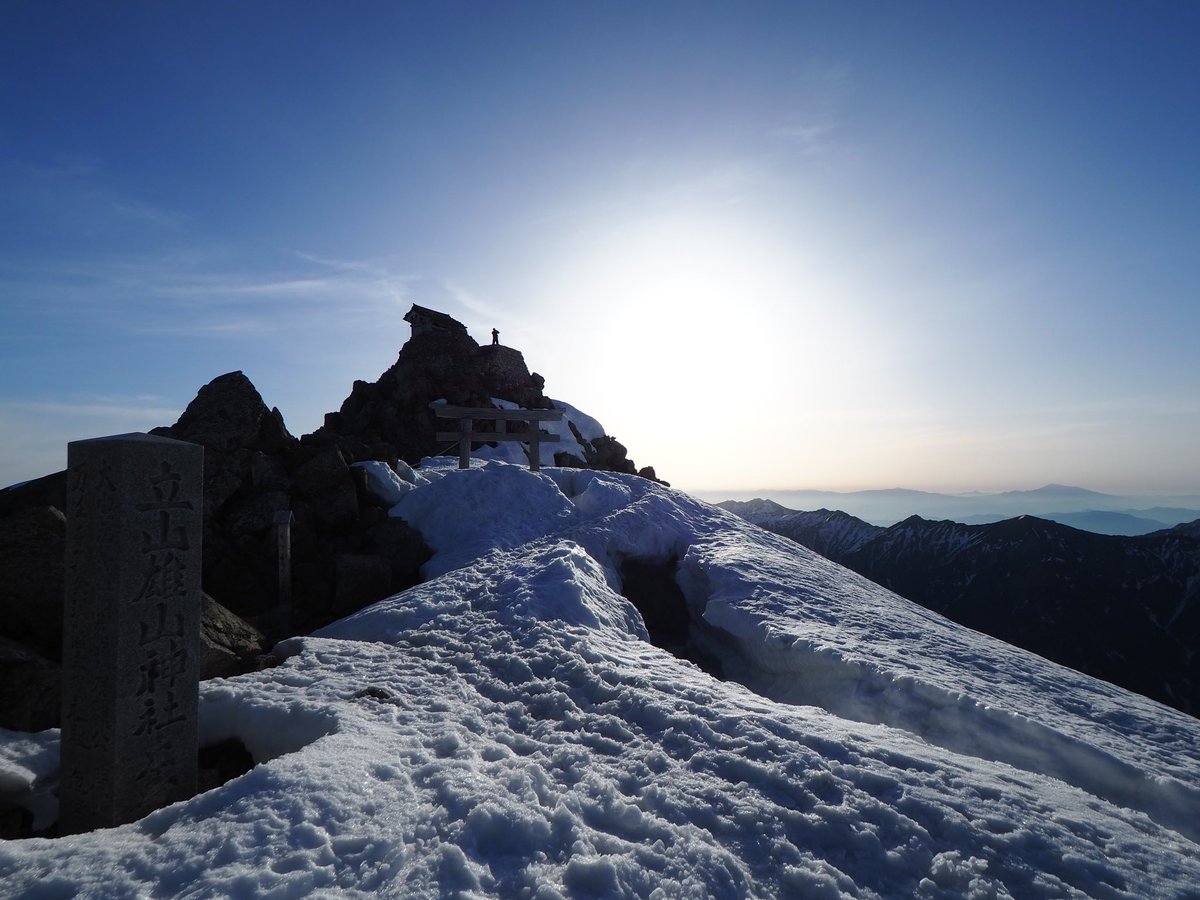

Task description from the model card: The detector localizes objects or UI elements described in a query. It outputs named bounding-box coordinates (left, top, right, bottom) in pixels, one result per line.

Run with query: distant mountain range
left=719, top=499, right=1200, bottom=717
left=693, top=484, right=1200, bottom=535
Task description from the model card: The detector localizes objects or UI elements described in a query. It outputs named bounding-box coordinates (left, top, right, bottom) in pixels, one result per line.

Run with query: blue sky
left=2, top=1, right=1197, bottom=494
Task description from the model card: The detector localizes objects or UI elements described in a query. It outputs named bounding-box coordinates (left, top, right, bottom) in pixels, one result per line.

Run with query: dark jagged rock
left=152, top=370, right=300, bottom=521
left=313, top=323, right=551, bottom=466
left=200, top=593, right=264, bottom=679
left=0, top=307, right=657, bottom=732
left=582, top=435, right=638, bottom=476
left=144, top=369, right=430, bottom=631
left=471, top=345, right=547, bottom=408
left=403, top=304, right=469, bottom=338
left=312, top=306, right=653, bottom=480
left=153, top=370, right=292, bottom=455
left=151, top=370, right=300, bottom=617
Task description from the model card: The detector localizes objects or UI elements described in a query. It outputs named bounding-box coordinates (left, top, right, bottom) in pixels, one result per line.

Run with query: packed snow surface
left=3, top=461, right=1200, bottom=897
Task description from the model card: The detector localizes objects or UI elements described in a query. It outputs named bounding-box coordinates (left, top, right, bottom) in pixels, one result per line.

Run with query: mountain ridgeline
left=0, top=306, right=660, bottom=732
left=699, top=484, right=1200, bottom=533
left=312, top=305, right=660, bottom=481
left=719, top=499, right=1200, bottom=717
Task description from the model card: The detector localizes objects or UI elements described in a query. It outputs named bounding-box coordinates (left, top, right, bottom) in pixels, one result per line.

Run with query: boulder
left=200, top=593, right=264, bottom=679
left=585, top=435, right=638, bottom=475
left=472, top=345, right=548, bottom=408
left=637, top=466, right=668, bottom=486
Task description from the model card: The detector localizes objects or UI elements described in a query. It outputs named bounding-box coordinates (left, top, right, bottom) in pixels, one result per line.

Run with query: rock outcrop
left=0, top=489, right=265, bottom=730
left=312, top=306, right=657, bottom=480
left=314, top=327, right=548, bottom=466
left=0, top=305, right=659, bottom=731
left=149, top=371, right=431, bottom=633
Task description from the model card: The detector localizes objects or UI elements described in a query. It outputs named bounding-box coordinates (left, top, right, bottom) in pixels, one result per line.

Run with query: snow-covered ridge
left=2, top=463, right=1198, bottom=895
left=723, top=499, right=1200, bottom=716
left=354, top=459, right=1200, bottom=837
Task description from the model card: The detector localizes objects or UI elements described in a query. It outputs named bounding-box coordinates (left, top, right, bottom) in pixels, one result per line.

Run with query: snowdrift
left=2, top=461, right=1198, bottom=897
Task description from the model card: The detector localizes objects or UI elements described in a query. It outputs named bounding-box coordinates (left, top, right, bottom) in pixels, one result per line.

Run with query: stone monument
left=60, top=433, right=203, bottom=833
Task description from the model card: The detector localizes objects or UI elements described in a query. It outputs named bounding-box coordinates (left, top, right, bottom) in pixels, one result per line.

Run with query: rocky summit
left=311, top=304, right=659, bottom=480
left=0, top=307, right=660, bottom=731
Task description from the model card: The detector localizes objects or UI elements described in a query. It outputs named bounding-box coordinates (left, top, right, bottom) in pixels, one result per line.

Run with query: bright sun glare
left=528, top=209, right=888, bottom=488
left=555, top=214, right=805, bottom=388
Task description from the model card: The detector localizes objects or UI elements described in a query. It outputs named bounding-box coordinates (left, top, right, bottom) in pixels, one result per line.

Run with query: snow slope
left=2, top=462, right=1199, bottom=897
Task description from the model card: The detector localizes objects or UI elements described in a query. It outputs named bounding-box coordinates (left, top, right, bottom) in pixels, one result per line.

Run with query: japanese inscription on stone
left=60, top=433, right=203, bottom=834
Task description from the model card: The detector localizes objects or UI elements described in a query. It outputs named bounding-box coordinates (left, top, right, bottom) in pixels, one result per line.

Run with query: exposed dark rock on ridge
left=313, top=329, right=548, bottom=466
left=0, top=307, right=660, bottom=730
left=720, top=500, right=1200, bottom=717
left=148, top=370, right=431, bottom=635
left=311, top=308, right=656, bottom=480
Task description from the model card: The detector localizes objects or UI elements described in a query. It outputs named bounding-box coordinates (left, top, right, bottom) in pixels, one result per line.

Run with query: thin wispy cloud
left=443, top=281, right=499, bottom=321
left=0, top=240, right=418, bottom=339
left=167, top=276, right=351, bottom=298
left=770, top=62, right=853, bottom=161
left=110, top=199, right=190, bottom=229
left=1, top=155, right=189, bottom=238
left=0, top=396, right=181, bottom=422
left=776, top=120, right=838, bottom=155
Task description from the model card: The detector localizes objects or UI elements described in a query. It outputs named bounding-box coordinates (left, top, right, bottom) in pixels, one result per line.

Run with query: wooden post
left=459, top=417, right=472, bottom=469
left=273, top=510, right=295, bottom=632
left=528, top=428, right=542, bottom=472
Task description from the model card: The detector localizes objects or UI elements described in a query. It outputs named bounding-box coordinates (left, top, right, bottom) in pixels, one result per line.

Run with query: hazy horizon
left=691, top=483, right=1200, bottom=500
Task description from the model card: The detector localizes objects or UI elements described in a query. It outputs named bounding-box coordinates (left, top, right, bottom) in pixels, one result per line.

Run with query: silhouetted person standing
left=491, top=328, right=499, bottom=345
